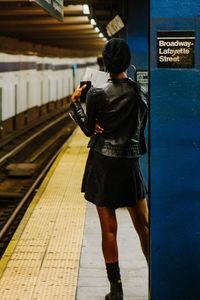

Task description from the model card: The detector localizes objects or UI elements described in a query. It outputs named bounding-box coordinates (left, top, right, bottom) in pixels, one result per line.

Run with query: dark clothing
left=70, top=78, right=148, bottom=158
left=70, top=77, right=148, bottom=208
left=106, top=261, right=121, bottom=282
left=81, top=150, right=147, bottom=209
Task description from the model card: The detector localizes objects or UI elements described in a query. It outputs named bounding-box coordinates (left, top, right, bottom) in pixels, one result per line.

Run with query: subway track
left=0, top=110, right=77, bottom=257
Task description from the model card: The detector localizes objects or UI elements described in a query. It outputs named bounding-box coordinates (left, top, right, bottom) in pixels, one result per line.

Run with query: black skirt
left=81, top=149, right=147, bottom=209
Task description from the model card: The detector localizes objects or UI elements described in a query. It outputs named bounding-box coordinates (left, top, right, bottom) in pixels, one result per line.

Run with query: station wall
left=150, top=1, right=200, bottom=299
left=0, top=53, right=97, bottom=123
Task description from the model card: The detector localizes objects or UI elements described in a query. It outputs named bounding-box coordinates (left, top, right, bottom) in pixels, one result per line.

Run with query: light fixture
left=94, top=27, right=100, bottom=33
left=99, top=32, right=104, bottom=38
left=103, top=37, right=107, bottom=42
left=83, top=4, right=90, bottom=15
left=90, top=18, right=96, bottom=26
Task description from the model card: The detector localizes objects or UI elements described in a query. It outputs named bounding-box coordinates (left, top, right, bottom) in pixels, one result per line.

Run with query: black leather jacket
left=70, top=77, right=148, bottom=158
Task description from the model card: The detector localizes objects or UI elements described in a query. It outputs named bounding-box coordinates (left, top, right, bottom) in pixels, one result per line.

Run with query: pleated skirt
left=81, top=149, right=147, bottom=209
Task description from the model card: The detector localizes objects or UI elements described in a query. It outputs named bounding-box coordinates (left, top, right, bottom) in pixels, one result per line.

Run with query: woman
left=70, top=38, right=149, bottom=300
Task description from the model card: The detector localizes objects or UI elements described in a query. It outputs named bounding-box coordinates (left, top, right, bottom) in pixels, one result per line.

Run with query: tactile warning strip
left=0, top=128, right=88, bottom=300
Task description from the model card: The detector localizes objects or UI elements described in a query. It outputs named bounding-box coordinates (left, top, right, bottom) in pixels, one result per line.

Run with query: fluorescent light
left=83, top=4, right=90, bottom=15
left=94, top=27, right=100, bottom=33
left=99, top=32, right=104, bottom=38
left=90, top=18, right=96, bottom=26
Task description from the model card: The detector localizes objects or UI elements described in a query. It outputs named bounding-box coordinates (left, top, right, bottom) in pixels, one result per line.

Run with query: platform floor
left=77, top=202, right=148, bottom=300
left=0, top=128, right=148, bottom=300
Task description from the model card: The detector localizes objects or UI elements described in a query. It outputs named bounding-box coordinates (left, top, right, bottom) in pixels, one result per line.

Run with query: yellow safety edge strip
left=0, top=128, right=78, bottom=278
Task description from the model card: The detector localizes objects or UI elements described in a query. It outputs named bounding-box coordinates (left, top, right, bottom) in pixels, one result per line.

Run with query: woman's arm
left=70, top=85, right=103, bottom=137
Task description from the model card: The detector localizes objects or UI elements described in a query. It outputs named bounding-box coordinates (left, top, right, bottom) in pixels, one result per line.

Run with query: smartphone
left=80, top=81, right=91, bottom=103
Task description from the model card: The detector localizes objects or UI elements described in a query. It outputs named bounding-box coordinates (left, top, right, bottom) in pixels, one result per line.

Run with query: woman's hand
left=94, top=121, right=104, bottom=135
left=71, top=84, right=87, bottom=102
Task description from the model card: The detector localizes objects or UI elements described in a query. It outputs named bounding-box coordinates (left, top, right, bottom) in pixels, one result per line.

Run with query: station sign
left=136, top=71, right=148, bottom=86
left=30, top=0, right=64, bottom=21
left=157, top=31, right=195, bottom=68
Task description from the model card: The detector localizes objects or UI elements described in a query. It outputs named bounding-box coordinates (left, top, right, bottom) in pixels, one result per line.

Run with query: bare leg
left=96, top=206, right=118, bottom=263
left=128, top=198, right=149, bottom=261
left=96, top=206, right=123, bottom=299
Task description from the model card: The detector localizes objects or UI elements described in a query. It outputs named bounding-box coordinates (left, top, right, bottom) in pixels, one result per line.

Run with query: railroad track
left=0, top=111, right=76, bottom=257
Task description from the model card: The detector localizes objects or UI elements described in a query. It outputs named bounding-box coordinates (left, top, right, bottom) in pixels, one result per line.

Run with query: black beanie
left=102, top=38, right=131, bottom=74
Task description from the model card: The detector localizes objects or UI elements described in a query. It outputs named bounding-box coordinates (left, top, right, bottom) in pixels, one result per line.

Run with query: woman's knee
left=128, top=200, right=149, bottom=233
left=96, top=206, right=118, bottom=236
left=137, top=210, right=149, bottom=235
left=141, top=219, right=149, bottom=235
left=102, top=219, right=118, bottom=238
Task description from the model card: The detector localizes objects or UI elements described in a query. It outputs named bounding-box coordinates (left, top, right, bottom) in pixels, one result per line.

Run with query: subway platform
left=0, top=128, right=148, bottom=300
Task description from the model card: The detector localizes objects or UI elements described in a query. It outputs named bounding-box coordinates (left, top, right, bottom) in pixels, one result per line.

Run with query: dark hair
left=102, top=38, right=131, bottom=74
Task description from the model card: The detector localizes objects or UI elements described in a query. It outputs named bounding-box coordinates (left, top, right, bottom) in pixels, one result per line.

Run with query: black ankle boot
left=105, top=281, right=123, bottom=300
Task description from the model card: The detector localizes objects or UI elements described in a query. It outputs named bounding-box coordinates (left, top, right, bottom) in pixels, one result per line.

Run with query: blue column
left=126, top=0, right=149, bottom=183
left=150, top=1, right=200, bottom=299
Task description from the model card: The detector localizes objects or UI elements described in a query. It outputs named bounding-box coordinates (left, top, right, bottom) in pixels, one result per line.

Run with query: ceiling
left=0, top=0, right=125, bottom=56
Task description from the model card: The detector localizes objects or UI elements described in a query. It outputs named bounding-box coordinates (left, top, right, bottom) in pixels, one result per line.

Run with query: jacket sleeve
left=134, top=83, right=148, bottom=127
left=135, top=83, right=148, bottom=155
left=69, top=88, right=96, bottom=137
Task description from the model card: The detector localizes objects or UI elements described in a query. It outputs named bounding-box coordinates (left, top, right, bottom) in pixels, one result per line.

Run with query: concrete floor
left=76, top=202, right=148, bottom=300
